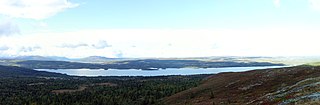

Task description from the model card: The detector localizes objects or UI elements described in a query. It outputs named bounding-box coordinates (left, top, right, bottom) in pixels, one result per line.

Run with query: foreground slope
left=164, top=66, right=320, bottom=105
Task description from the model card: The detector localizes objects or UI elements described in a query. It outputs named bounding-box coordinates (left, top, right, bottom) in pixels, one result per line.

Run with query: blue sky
left=13, top=0, right=320, bottom=33
left=1, top=0, right=320, bottom=58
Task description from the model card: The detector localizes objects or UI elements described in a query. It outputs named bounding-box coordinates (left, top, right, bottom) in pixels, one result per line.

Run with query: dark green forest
left=0, top=65, right=209, bottom=105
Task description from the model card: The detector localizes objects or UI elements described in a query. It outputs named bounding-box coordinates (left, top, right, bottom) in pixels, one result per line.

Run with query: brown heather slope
left=164, top=66, right=320, bottom=105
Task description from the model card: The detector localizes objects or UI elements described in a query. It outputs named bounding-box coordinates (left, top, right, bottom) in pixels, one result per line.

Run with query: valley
left=1, top=60, right=320, bottom=105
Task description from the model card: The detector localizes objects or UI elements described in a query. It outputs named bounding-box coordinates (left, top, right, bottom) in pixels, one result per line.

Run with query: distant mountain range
left=2, top=56, right=69, bottom=61
left=76, top=56, right=127, bottom=63
left=13, top=56, right=56, bottom=61
left=2, top=55, right=320, bottom=66
left=0, top=59, right=284, bottom=70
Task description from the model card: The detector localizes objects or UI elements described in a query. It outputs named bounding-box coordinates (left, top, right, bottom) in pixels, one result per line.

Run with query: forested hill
left=0, top=65, right=68, bottom=77
left=1, top=59, right=285, bottom=70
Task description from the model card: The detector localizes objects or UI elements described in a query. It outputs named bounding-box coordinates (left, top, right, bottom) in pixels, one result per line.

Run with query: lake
left=35, top=66, right=287, bottom=77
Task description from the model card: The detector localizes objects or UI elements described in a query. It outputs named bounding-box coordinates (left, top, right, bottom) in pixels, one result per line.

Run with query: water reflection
left=36, top=66, right=287, bottom=77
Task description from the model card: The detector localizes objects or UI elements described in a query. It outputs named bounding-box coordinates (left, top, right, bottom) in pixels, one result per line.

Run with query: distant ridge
left=77, top=56, right=123, bottom=63
left=0, top=65, right=67, bottom=77
left=14, top=56, right=54, bottom=61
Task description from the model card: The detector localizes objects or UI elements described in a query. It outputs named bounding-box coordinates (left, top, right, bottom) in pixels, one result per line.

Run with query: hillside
left=164, top=66, right=320, bottom=105
left=0, top=65, right=68, bottom=77
left=13, top=56, right=55, bottom=61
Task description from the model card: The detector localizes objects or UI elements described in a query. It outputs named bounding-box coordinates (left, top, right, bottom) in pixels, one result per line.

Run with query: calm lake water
left=36, top=66, right=287, bottom=77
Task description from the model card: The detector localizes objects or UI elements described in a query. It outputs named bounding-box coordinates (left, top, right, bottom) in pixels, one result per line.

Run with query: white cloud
left=1, top=29, right=320, bottom=58
left=58, top=40, right=112, bottom=49
left=0, top=45, right=9, bottom=51
left=274, top=0, right=281, bottom=8
left=92, top=40, right=112, bottom=49
left=38, top=22, right=48, bottom=27
left=0, top=19, right=20, bottom=36
left=18, top=46, right=41, bottom=52
left=0, top=0, right=79, bottom=19
left=59, top=43, right=89, bottom=48
left=309, top=0, right=320, bottom=11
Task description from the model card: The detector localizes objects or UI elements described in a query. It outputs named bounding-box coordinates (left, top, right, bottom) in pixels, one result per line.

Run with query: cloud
left=92, top=40, right=112, bottom=49
left=0, top=0, right=79, bottom=19
left=274, top=0, right=281, bottom=8
left=113, top=51, right=123, bottom=58
left=59, top=43, right=89, bottom=48
left=309, top=0, right=320, bottom=11
left=19, top=46, right=41, bottom=52
left=0, top=45, right=9, bottom=51
left=0, top=19, right=20, bottom=36
left=58, top=41, right=111, bottom=49
left=1, top=29, right=320, bottom=58
left=37, top=22, right=48, bottom=27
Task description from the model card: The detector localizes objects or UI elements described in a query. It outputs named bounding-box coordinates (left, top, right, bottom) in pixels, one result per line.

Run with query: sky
left=1, top=0, right=320, bottom=58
